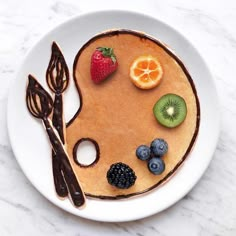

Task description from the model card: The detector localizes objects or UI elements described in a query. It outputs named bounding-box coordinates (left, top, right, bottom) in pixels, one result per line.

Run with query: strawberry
left=90, top=47, right=118, bottom=83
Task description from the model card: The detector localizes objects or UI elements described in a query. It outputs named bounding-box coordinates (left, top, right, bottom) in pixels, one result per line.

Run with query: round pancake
left=66, top=30, right=200, bottom=199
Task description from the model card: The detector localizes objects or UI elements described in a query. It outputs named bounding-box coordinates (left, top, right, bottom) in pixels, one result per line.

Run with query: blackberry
left=107, top=162, right=137, bottom=189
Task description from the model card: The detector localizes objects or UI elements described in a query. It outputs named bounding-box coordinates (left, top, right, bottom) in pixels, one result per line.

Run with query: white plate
left=7, top=10, right=220, bottom=222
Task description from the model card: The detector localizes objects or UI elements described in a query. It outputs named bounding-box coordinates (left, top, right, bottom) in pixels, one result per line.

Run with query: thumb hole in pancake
left=73, top=138, right=99, bottom=167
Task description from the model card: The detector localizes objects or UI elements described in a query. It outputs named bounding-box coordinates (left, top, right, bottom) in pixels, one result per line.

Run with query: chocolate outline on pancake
left=73, top=137, right=100, bottom=168
left=68, top=29, right=200, bottom=200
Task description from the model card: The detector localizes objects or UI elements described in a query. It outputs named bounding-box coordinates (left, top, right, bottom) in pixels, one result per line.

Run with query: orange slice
left=129, top=55, right=163, bottom=89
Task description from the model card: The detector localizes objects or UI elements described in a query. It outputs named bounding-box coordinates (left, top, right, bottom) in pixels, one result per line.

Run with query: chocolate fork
left=26, top=75, right=85, bottom=207
left=46, top=42, right=70, bottom=198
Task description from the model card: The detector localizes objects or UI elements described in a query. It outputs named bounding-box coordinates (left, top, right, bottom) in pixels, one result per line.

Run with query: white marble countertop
left=0, top=0, right=235, bottom=235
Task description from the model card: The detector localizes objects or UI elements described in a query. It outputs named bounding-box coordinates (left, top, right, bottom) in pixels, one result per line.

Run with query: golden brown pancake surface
left=66, top=30, right=200, bottom=199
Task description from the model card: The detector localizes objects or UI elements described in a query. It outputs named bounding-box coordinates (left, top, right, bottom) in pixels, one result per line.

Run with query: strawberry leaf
left=97, top=47, right=117, bottom=63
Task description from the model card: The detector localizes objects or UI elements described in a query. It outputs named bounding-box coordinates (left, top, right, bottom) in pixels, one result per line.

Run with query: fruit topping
left=150, top=138, right=168, bottom=157
left=148, top=158, right=165, bottom=175
left=153, top=93, right=187, bottom=128
left=136, top=145, right=151, bottom=161
left=136, top=138, right=168, bottom=175
left=107, top=162, right=137, bottom=189
left=90, top=47, right=118, bottom=83
left=129, top=55, right=163, bottom=89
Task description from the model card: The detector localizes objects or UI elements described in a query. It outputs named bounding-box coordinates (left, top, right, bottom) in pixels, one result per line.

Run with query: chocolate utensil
left=26, top=75, right=85, bottom=207
left=46, top=42, right=69, bottom=197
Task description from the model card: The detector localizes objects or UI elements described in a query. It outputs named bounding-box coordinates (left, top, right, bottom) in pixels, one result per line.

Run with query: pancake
left=66, top=29, right=200, bottom=199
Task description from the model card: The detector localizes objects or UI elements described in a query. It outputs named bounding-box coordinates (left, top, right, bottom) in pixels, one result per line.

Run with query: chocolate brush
left=46, top=42, right=69, bottom=197
left=26, top=75, right=86, bottom=207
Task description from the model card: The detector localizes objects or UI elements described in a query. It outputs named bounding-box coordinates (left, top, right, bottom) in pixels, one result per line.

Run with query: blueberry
left=150, top=138, right=168, bottom=157
left=136, top=145, right=151, bottom=161
left=148, top=158, right=165, bottom=175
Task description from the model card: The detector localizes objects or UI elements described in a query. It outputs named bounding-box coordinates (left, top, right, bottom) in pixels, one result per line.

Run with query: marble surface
left=0, top=0, right=235, bottom=235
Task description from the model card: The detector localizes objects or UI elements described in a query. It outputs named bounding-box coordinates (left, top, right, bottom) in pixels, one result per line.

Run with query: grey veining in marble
left=0, top=0, right=236, bottom=235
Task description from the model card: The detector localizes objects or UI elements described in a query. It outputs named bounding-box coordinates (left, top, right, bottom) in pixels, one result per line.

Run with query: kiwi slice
left=153, top=93, right=187, bottom=128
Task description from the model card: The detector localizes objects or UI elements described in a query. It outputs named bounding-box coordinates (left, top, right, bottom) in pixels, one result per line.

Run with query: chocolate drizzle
left=26, top=75, right=85, bottom=207
left=26, top=75, right=53, bottom=119
left=43, top=117, right=85, bottom=206
left=26, top=30, right=201, bottom=202
left=46, top=42, right=69, bottom=143
left=46, top=42, right=70, bottom=197
left=52, top=95, right=64, bottom=143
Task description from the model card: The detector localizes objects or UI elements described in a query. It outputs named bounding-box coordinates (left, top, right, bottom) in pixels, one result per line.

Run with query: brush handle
left=51, top=94, right=68, bottom=197
left=52, top=155, right=68, bottom=197
left=46, top=42, right=70, bottom=197
left=43, top=118, right=85, bottom=207
left=26, top=75, right=84, bottom=206
left=52, top=94, right=65, bottom=143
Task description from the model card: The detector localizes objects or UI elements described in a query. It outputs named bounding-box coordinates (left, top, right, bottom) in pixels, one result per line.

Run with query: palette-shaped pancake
left=66, top=30, right=200, bottom=199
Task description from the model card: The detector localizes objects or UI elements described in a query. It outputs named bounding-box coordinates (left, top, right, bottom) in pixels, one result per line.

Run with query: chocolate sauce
left=46, top=42, right=70, bottom=197
left=52, top=95, right=64, bottom=143
left=26, top=75, right=85, bottom=207
left=27, top=30, right=201, bottom=202
left=51, top=94, right=68, bottom=197
left=71, top=29, right=201, bottom=200
left=46, top=42, right=69, bottom=94
left=52, top=156, right=68, bottom=196
left=43, top=117, right=85, bottom=207
left=26, top=74, right=53, bottom=118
